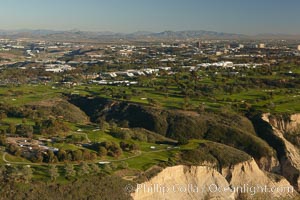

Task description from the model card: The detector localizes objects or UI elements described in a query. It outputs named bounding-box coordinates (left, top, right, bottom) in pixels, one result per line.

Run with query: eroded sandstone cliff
left=262, top=113, right=300, bottom=191
left=131, top=159, right=295, bottom=200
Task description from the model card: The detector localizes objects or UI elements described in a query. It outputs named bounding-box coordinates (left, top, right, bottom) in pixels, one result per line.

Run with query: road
left=2, top=152, right=45, bottom=166
left=75, top=131, right=91, bottom=143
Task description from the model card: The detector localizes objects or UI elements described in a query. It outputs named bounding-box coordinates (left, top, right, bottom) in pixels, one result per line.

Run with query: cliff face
left=265, top=114, right=300, bottom=134
left=131, top=159, right=295, bottom=200
left=262, top=113, right=300, bottom=191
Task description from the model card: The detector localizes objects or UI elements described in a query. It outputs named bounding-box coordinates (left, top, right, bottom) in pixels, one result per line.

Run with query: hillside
left=67, top=95, right=276, bottom=169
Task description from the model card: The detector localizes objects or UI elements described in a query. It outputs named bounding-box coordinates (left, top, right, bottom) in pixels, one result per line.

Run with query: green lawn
left=3, top=153, right=32, bottom=163
left=0, top=84, right=69, bottom=106
left=2, top=117, right=35, bottom=126
left=1, top=72, right=300, bottom=180
left=126, top=150, right=175, bottom=170
left=0, top=151, right=5, bottom=164
left=1, top=81, right=299, bottom=114
left=49, top=143, right=83, bottom=151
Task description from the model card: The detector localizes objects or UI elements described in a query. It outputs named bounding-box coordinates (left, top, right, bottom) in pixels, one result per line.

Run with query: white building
left=259, top=43, right=265, bottom=49
left=45, top=64, right=73, bottom=73
left=298, top=45, right=300, bottom=51
left=216, top=51, right=223, bottom=56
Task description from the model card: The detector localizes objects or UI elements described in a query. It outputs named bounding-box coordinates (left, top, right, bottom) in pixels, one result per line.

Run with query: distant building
left=224, top=49, right=229, bottom=54
left=298, top=45, right=300, bottom=51
left=216, top=51, right=223, bottom=56
left=259, top=43, right=265, bottom=49
left=197, top=41, right=201, bottom=48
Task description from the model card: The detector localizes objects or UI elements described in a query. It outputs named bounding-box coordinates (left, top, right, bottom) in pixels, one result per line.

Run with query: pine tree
left=90, top=163, right=100, bottom=174
left=77, top=162, right=90, bottom=176
left=49, top=165, right=59, bottom=181
left=21, top=165, right=33, bottom=183
left=64, top=163, right=76, bottom=178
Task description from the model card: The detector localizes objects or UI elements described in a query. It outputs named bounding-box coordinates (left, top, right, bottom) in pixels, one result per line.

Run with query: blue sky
left=0, top=0, right=299, bottom=34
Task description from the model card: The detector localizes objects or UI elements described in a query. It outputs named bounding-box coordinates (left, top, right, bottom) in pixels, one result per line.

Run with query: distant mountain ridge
left=0, top=29, right=299, bottom=40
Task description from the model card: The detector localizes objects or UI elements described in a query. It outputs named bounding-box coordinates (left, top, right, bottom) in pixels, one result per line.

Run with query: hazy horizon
left=1, top=0, right=300, bottom=35
left=2, top=28, right=300, bottom=37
